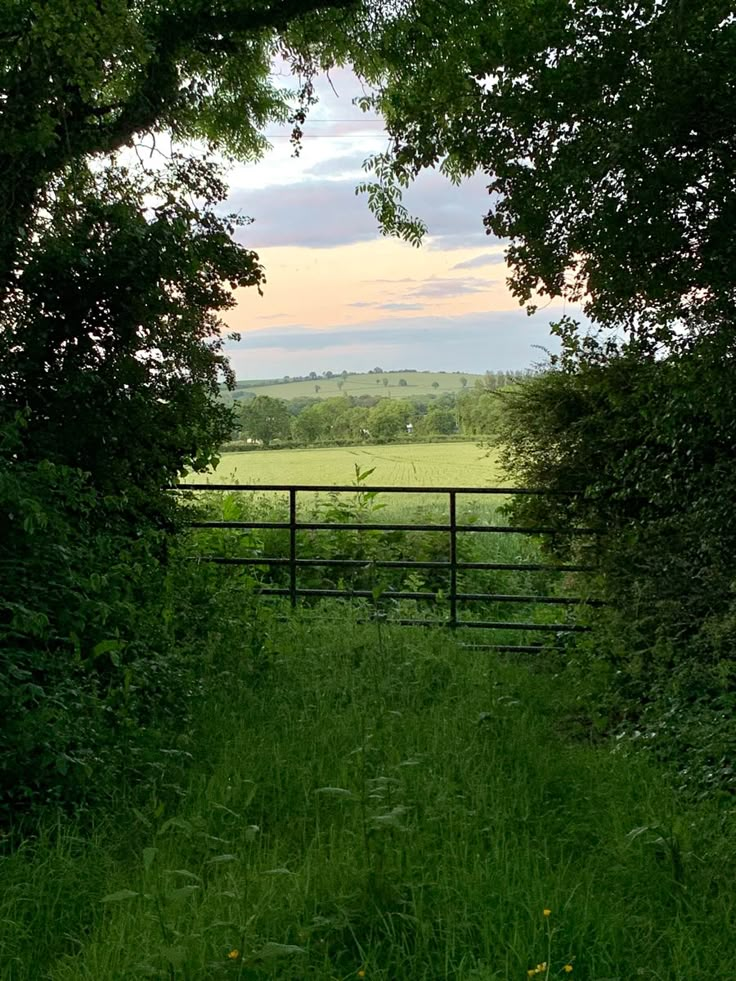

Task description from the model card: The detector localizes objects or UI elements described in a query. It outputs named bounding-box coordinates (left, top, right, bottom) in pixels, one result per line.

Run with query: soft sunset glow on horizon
left=219, top=65, right=578, bottom=376
left=225, top=238, right=515, bottom=334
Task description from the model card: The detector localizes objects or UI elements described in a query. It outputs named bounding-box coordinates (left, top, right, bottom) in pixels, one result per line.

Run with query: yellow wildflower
left=527, top=972, right=536, bottom=978
left=358, top=971, right=366, bottom=979
left=563, top=966, right=573, bottom=974
left=543, top=908, right=552, bottom=917
left=227, top=949, right=240, bottom=960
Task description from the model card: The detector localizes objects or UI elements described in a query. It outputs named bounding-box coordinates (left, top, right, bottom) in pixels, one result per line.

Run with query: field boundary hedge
left=219, top=434, right=491, bottom=453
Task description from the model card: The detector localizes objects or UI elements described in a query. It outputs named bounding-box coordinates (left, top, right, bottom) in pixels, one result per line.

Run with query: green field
left=229, top=370, right=484, bottom=402
left=188, top=441, right=506, bottom=517
left=193, top=441, right=502, bottom=488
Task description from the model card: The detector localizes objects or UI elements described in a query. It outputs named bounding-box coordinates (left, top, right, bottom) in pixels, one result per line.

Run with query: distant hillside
left=222, top=370, right=484, bottom=403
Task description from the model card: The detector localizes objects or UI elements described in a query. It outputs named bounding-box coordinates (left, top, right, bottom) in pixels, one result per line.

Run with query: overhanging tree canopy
left=0, top=0, right=391, bottom=488
left=0, top=0, right=372, bottom=289
left=358, top=0, right=736, bottom=340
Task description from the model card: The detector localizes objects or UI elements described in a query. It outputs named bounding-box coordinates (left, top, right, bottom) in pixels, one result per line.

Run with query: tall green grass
left=2, top=607, right=733, bottom=980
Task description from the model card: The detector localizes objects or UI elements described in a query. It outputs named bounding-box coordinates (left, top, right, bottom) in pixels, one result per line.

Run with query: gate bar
left=191, top=520, right=599, bottom=535
left=289, top=487, right=297, bottom=608
left=449, top=490, right=457, bottom=628
left=192, top=556, right=596, bottom=573
left=180, top=483, right=570, bottom=495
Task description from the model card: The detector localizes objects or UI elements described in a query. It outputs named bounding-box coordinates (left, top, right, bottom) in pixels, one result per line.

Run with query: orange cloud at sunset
left=225, top=238, right=513, bottom=334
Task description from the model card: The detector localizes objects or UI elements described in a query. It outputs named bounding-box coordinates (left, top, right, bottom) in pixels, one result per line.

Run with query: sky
left=220, top=67, right=575, bottom=380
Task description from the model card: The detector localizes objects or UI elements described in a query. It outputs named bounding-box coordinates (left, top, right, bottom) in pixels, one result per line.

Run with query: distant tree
left=353, top=395, right=381, bottom=408
left=291, top=404, right=323, bottom=443
left=437, top=392, right=459, bottom=409
left=292, top=397, right=364, bottom=444
left=418, top=405, right=457, bottom=436
left=457, top=389, right=502, bottom=436
left=479, top=372, right=504, bottom=391
left=238, top=396, right=291, bottom=445
left=314, top=384, right=321, bottom=394
left=334, top=405, right=370, bottom=441
left=382, top=377, right=390, bottom=388
left=324, top=370, right=334, bottom=379
left=309, top=372, right=318, bottom=380
left=431, top=381, right=440, bottom=390
left=337, top=380, right=344, bottom=391
left=368, top=399, right=411, bottom=439
left=373, top=367, right=384, bottom=374
left=460, top=377, right=468, bottom=388
left=341, top=369, right=349, bottom=379
left=398, top=378, right=408, bottom=387
left=287, top=396, right=321, bottom=416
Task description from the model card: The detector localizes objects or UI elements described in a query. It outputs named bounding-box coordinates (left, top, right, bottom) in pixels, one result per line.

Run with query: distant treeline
left=224, top=368, right=527, bottom=404
left=232, top=367, right=431, bottom=389
left=225, top=374, right=521, bottom=450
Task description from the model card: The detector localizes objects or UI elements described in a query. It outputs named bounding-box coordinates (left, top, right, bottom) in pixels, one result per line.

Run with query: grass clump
left=2, top=606, right=734, bottom=980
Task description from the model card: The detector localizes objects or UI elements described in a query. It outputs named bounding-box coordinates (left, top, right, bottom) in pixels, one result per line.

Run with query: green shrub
left=494, top=340, right=736, bottom=788
left=0, top=420, right=257, bottom=819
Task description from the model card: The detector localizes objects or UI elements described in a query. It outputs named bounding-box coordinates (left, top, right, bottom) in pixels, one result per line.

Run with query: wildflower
left=537, top=964, right=547, bottom=972
left=358, top=971, right=366, bottom=978
left=563, top=966, right=573, bottom=974
left=527, top=971, right=536, bottom=978
left=227, top=949, right=240, bottom=960
left=543, top=909, right=552, bottom=917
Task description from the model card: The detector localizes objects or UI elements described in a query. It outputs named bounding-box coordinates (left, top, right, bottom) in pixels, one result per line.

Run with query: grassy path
left=2, top=613, right=734, bottom=980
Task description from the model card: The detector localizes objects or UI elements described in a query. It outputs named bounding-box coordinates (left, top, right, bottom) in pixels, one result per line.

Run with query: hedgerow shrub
left=0, top=420, right=253, bottom=819
left=494, top=338, right=736, bottom=787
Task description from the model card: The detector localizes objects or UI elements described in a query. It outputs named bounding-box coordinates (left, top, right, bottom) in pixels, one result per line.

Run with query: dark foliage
left=495, top=341, right=736, bottom=788
left=360, top=0, right=736, bottom=340
left=1, top=422, right=168, bottom=815
left=1, top=158, right=262, bottom=503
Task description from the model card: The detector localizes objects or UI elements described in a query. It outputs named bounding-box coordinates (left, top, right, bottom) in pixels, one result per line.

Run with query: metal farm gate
left=182, top=483, right=601, bottom=653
